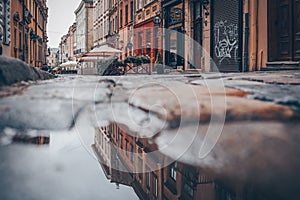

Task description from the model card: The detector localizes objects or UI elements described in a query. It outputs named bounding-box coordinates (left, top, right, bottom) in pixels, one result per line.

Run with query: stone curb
left=0, top=56, right=53, bottom=86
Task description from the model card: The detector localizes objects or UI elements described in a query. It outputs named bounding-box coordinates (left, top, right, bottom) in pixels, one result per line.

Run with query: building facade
left=65, top=22, right=76, bottom=61
left=74, top=0, right=93, bottom=57
left=58, top=34, right=68, bottom=64
left=0, top=0, right=12, bottom=56
left=93, top=0, right=110, bottom=47
left=107, top=0, right=119, bottom=48
left=25, top=0, right=48, bottom=68
left=0, top=0, right=48, bottom=68
left=118, top=0, right=134, bottom=59
left=46, top=47, right=58, bottom=67
left=134, top=0, right=162, bottom=64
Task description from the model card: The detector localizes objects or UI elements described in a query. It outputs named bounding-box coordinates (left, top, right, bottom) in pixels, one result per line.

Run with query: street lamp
left=153, top=15, right=162, bottom=74
left=153, top=15, right=161, bottom=60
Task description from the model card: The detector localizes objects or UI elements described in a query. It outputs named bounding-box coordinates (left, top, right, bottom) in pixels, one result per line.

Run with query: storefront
left=134, top=19, right=156, bottom=59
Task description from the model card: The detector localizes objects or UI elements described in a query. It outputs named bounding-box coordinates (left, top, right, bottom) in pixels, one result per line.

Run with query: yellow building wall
left=257, top=0, right=268, bottom=70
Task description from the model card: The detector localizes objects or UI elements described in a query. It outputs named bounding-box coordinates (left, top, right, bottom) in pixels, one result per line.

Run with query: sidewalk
left=0, top=56, right=53, bottom=86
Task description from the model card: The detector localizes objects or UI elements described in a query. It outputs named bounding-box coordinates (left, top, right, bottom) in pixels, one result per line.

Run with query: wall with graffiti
left=212, top=0, right=242, bottom=72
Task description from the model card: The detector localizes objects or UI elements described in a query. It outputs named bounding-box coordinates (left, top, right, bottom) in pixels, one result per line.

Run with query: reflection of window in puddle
left=12, top=135, right=50, bottom=145
left=1, top=128, right=50, bottom=146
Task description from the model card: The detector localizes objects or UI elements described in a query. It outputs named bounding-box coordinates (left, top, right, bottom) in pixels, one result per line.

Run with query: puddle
left=1, top=114, right=300, bottom=200
left=1, top=77, right=300, bottom=200
left=0, top=130, right=138, bottom=200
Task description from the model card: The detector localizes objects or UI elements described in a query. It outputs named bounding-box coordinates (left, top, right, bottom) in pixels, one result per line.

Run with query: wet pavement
left=0, top=130, right=138, bottom=200
left=1, top=71, right=300, bottom=199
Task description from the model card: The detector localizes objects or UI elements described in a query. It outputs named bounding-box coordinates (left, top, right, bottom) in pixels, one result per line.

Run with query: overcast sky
left=47, top=0, right=81, bottom=48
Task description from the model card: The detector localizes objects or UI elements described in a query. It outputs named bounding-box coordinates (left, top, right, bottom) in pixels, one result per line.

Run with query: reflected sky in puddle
left=0, top=131, right=138, bottom=200
left=1, top=120, right=298, bottom=200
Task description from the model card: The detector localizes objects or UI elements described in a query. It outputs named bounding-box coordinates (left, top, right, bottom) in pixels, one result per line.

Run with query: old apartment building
left=0, top=0, right=48, bottom=68
left=74, top=0, right=94, bottom=57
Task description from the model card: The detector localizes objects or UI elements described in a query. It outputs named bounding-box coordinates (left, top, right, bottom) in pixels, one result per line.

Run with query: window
left=146, top=31, right=151, bottom=43
left=146, top=167, right=151, bottom=189
left=169, top=162, right=177, bottom=181
left=153, top=174, right=158, bottom=197
left=138, top=0, right=142, bottom=10
left=138, top=158, right=143, bottom=180
left=168, top=4, right=183, bottom=26
left=14, top=27, right=17, bottom=48
left=115, top=16, right=118, bottom=31
left=130, top=1, right=134, bottom=22
left=38, top=42, right=43, bottom=62
left=120, top=7, right=123, bottom=27
left=119, top=134, right=123, bottom=148
left=194, top=1, right=202, bottom=20
left=138, top=31, right=143, bottom=54
left=216, top=184, right=235, bottom=200
left=24, top=30, right=28, bottom=62
left=145, top=0, right=153, bottom=5
left=130, top=143, right=134, bottom=162
left=125, top=5, right=128, bottom=24
left=19, top=27, right=22, bottom=51
left=110, top=19, right=113, bottom=34
left=125, top=139, right=129, bottom=156
left=2, top=0, right=11, bottom=44
left=183, top=182, right=194, bottom=198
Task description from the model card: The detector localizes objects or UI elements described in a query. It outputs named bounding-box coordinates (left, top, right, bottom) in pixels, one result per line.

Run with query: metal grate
left=212, top=0, right=242, bottom=72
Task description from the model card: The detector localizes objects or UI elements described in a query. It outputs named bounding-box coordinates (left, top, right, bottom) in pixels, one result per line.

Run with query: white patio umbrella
left=60, top=61, right=77, bottom=67
left=90, top=44, right=122, bottom=53
left=78, top=56, right=106, bottom=62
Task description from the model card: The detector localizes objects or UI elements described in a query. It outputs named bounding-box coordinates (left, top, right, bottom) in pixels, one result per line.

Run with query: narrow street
left=1, top=0, right=300, bottom=199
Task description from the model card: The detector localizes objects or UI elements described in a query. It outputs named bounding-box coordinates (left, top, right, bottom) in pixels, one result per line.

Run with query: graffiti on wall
left=214, top=20, right=238, bottom=64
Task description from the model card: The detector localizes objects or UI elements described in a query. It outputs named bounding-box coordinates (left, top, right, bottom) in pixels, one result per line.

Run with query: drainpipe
left=244, top=13, right=249, bottom=72
left=244, top=0, right=250, bottom=72
left=248, top=0, right=258, bottom=71
left=255, top=0, right=259, bottom=71
left=132, top=0, right=135, bottom=56
left=86, top=5, right=88, bottom=53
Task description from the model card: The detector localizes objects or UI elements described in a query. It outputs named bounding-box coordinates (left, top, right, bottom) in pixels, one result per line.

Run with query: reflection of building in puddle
left=12, top=135, right=50, bottom=145
left=92, top=124, right=236, bottom=200
left=92, top=126, right=133, bottom=188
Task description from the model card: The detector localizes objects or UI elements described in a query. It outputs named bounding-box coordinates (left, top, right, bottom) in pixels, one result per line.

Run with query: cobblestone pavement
left=1, top=71, right=300, bottom=199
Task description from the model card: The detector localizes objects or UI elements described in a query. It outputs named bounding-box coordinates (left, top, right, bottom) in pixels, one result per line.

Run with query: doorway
left=166, top=28, right=184, bottom=68
left=268, top=0, right=300, bottom=61
left=163, top=1, right=185, bottom=69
